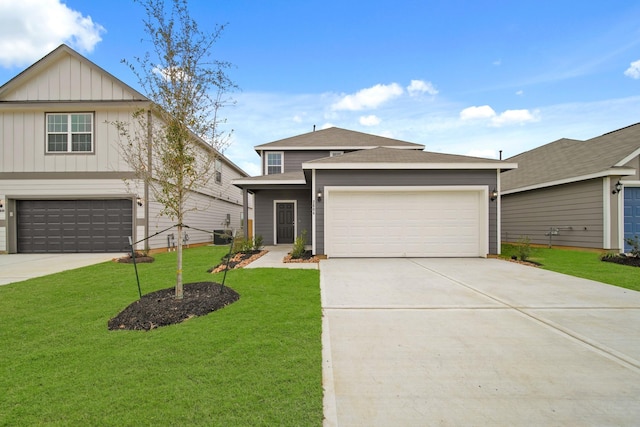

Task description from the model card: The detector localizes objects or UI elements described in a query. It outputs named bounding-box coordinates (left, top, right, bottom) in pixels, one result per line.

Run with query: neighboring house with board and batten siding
left=0, top=44, right=251, bottom=254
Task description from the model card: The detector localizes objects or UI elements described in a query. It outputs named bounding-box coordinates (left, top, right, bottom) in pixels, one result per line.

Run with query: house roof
left=302, top=147, right=517, bottom=170
left=232, top=170, right=306, bottom=186
left=254, top=127, right=425, bottom=151
left=502, top=123, right=640, bottom=193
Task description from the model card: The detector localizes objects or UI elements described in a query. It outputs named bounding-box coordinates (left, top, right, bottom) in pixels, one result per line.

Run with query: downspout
left=496, top=169, right=501, bottom=255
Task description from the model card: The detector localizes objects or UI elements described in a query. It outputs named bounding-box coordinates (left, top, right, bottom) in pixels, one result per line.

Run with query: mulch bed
left=115, top=252, right=155, bottom=264
left=208, top=250, right=267, bottom=273
left=602, top=255, right=640, bottom=267
left=108, top=282, right=239, bottom=331
left=284, top=250, right=319, bottom=263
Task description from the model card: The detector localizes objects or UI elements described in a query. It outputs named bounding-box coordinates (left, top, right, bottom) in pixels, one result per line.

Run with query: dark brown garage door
left=17, top=200, right=133, bottom=253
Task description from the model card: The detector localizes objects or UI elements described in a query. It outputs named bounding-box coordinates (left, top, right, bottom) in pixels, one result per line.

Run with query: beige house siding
left=502, top=179, right=606, bottom=248
left=2, top=54, right=140, bottom=102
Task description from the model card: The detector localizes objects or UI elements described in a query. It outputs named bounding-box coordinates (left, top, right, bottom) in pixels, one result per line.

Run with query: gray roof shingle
left=502, top=123, right=640, bottom=191
left=255, top=127, right=424, bottom=150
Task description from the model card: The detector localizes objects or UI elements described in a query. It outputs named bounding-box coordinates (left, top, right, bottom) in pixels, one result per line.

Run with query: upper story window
left=330, top=151, right=344, bottom=157
left=266, top=152, right=283, bottom=174
left=46, top=113, right=93, bottom=153
left=214, top=158, right=222, bottom=184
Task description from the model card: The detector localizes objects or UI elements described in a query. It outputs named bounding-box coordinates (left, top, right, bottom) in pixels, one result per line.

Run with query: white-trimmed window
left=330, top=151, right=344, bottom=157
left=214, top=158, right=222, bottom=184
left=266, top=152, right=283, bottom=174
left=46, top=113, right=93, bottom=153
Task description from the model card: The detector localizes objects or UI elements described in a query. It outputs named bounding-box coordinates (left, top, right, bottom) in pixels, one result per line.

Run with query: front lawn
left=0, top=246, right=322, bottom=426
left=501, top=244, right=640, bottom=292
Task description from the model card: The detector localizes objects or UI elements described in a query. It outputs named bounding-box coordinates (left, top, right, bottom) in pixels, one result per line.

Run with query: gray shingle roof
left=255, top=127, right=424, bottom=150
left=502, top=123, right=640, bottom=191
left=232, top=170, right=306, bottom=184
left=304, top=146, right=512, bottom=166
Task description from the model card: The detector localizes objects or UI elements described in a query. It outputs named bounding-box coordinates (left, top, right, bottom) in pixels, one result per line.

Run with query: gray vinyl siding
left=314, top=169, right=498, bottom=255
left=262, top=150, right=356, bottom=173
left=501, top=179, right=604, bottom=249
left=253, top=189, right=311, bottom=245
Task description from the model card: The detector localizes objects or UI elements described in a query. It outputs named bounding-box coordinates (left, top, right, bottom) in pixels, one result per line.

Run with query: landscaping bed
left=284, top=250, right=320, bottom=263
left=208, top=250, right=267, bottom=273
left=108, top=281, right=239, bottom=330
left=601, top=255, right=640, bottom=267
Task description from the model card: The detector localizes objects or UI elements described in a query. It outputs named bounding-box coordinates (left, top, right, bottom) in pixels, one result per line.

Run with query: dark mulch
left=207, top=250, right=265, bottom=273
left=108, top=282, right=239, bottom=331
left=116, top=252, right=155, bottom=264
left=602, top=255, right=640, bottom=267
left=284, top=250, right=319, bottom=263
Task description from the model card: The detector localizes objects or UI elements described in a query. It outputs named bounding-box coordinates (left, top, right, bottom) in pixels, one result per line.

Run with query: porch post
left=243, top=187, right=249, bottom=240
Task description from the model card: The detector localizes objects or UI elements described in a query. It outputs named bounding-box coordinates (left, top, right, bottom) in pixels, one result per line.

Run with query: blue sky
left=1, top=0, right=640, bottom=175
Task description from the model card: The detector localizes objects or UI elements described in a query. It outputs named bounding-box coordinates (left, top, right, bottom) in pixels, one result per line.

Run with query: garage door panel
left=326, top=189, right=485, bottom=258
left=17, top=200, right=132, bottom=253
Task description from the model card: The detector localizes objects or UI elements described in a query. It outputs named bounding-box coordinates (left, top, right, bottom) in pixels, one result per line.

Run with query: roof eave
left=302, top=162, right=518, bottom=170
left=254, top=145, right=425, bottom=151
left=502, top=168, right=636, bottom=194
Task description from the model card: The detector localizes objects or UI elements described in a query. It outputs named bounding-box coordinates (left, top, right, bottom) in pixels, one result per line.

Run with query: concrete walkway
left=244, top=245, right=318, bottom=269
left=0, top=253, right=125, bottom=286
left=321, top=258, right=640, bottom=426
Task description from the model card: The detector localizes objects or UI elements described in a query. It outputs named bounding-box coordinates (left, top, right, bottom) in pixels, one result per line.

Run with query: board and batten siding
left=253, top=189, right=311, bottom=246
left=2, top=54, right=141, bottom=102
left=501, top=179, right=605, bottom=248
left=314, top=169, right=499, bottom=255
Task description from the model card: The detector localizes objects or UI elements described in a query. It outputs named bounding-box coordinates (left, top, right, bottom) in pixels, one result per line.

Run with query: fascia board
left=255, top=145, right=424, bottom=151
left=615, top=147, right=640, bottom=167
left=302, top=162, right=518, bottom=170
left=502, top=168, right=637, bottom=195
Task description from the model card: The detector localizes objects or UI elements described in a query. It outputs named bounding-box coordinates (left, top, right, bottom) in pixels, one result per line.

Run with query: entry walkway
left=321, top=257, right=640, bottom=426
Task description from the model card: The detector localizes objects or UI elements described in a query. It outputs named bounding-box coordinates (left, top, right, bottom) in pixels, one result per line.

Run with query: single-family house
left=0, top=44, right=250, bottom=254
left=501, top=123, right=640, bottom=252
left=233, top=127, right=517, bottom=258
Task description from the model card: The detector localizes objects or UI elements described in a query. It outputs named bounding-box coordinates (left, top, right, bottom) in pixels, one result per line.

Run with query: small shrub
left=232, top=237, right=254, bottom=254
left=516, top=235, right=532, bottom=261
left=624, top=235, right=640, bottom=257
left=600, top=251, right=619, bottom=261
left=291, top=230, right=307, bottom=259
left=253, top=235, right=264, bottom=251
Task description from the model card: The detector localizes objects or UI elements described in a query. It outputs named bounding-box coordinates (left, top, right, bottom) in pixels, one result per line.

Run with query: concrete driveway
left=321, top=258, right=640, bottom=426
left=0, top=253, right=125, bottom=286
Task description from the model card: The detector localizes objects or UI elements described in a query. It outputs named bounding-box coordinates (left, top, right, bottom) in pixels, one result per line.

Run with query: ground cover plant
left=0, top=246, right=322, bottom=426
left=501, top=244, right=640, bottom=292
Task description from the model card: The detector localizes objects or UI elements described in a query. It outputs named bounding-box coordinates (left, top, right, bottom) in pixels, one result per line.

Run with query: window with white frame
left=266, top=152, right=283, bottom=174
left=46, top=113, right=94, bottom=153
left=214, top=158, right=222, bottom=184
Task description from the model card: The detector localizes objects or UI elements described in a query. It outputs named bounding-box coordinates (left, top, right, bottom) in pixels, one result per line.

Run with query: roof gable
left=0, top=44, right=147, bottom=102
left=255, top=127, right=425, bottom=151
left=502, top=123, right=640, bottom=192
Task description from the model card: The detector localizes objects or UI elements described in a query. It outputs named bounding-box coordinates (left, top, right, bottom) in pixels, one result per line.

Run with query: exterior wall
left=314, top=169, right=498, bottom=255
left=2, top=54, right=140, bottom=102
left=1, top=107, right=136, bottom=173
left=253, top=189, right=311, bottom=246
left=502, top=179, right=605, bottom=249
left=261, top=150, right=356, bottom=174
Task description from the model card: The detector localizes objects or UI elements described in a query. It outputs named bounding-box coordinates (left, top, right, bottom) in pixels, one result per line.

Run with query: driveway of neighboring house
left=320, top=258, right=640, bottom=426
left=0, top=253, right=124, bottom=286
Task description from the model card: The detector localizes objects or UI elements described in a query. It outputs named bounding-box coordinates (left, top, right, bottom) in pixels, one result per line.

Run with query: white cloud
left=460, top=105, right=496, bottom=120
left=407, top=79, right=438, bottom=96
left=493, top=59, right=502, bottom=66
left=491, top=109, right=538, bottom=127
left=331, top=83, right=403, bottom=111
left=359, top=115, right=381, bottom=126
left=624, top=60, right=640, bottom=79
left=516, top=90, right=524, bottom=96
left=0, top=0, right=104, bottom=68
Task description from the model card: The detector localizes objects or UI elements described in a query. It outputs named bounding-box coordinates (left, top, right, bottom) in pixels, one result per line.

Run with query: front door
left=276, top=202, right=295, bottom=244
left=624, top=187, right=640, bottom=251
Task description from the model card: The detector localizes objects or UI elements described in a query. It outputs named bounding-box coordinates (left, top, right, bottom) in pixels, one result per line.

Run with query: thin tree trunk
left=176, top=223, right=184, bottom=299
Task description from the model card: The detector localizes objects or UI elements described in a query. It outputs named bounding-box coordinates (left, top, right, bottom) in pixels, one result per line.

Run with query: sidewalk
left=244, top=246, right=318, bottom=269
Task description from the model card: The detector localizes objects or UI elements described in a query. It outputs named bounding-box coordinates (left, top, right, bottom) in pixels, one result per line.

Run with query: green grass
left=0, top=246, right=322, bottom=426
left=501, top=244, right=640, bottom=292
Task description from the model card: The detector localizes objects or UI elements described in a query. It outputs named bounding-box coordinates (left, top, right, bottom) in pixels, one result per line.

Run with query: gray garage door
left=17, top=200, right=133, bottom=253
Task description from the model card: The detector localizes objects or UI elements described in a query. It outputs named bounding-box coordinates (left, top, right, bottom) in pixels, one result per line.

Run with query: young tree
left=115, top=0, right=236, bottom=299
